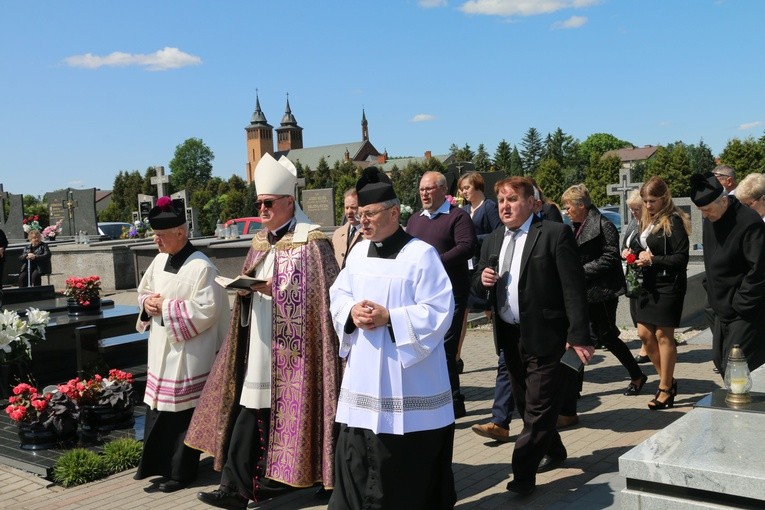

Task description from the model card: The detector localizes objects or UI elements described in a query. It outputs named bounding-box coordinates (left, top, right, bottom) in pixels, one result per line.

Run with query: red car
left=224, top=217, right=263, bottom=235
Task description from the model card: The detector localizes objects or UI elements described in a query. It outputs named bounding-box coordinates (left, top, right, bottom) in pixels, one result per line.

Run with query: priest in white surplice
left=134, top=196, right=230, bottom=493
left=328, top=167, right=457, bottom=510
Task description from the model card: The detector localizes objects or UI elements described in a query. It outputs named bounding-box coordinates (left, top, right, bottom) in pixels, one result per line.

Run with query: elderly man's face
left=714, top=171, right=735, bottom=192
left=344, top=195, right=360, bottom=227
left=357, top=202, right=399, bottom=242
left=497, top=185, right=535, bottom=229
left=419, top=174, right=447, bottom=213
left=698, top=198, right=728, bottom=223
left=257, top=194, right=294, bottom=231
left=153, top=227, right=186, bottom=254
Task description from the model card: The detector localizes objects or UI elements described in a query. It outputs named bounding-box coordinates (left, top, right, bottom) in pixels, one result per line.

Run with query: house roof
left=277, top=140, right=380, bottom=169
left=603, top=145, right=659, bottom=163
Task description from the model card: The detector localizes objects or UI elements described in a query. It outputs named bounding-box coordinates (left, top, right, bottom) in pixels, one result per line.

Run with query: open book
left=215, top=275, right=267, bottom=290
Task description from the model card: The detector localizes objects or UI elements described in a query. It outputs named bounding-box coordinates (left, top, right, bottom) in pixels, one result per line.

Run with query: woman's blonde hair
left=639, top=176, right=691, bottom=236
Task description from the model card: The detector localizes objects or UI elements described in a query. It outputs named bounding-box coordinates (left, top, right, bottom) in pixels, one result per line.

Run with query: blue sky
left=2, top=1, right=763, bottom=198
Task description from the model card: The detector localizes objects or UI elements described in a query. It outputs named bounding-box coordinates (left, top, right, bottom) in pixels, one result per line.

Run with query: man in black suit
left=472, top=176, right=592, bottom=495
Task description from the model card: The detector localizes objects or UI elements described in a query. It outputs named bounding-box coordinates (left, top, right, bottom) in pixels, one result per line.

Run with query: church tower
left=245, top=92, right=274, bottom=183
left=275, top=95, right=303, bottom=152
left=361, top=108, right=369, bottom=142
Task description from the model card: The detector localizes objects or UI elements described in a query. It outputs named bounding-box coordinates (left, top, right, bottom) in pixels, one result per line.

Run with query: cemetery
left=0, top=169, right=756, bottom=509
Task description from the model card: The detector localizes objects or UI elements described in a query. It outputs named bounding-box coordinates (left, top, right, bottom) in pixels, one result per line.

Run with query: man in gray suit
left=473, top=176, right=592, bottom=496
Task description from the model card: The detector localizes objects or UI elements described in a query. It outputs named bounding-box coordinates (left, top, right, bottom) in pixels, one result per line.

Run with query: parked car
left=98, top=222, right=132, bottom=240
left=224, top=217, right=263, bottom=235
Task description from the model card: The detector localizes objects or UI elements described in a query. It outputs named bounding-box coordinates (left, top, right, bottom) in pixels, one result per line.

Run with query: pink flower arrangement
left=63, top=275, right=102, bottom=306
left=42, top=219, right=63, bottom=239
left=4, top=382, right=78, bottom=432
left=59, top=369, right=134, bottom=409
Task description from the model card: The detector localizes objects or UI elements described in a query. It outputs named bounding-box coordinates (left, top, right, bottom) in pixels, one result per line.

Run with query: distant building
left=602, top=145, right=659, bottom=172
left=244, top=94, right=385, bottom=183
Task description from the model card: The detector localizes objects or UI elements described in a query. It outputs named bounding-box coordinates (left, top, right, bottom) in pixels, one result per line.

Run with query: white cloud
left=552, top=15, right=587, bottom=29
left=419, top=0, right=447, bottom=7
left=738, top=121, right=764, bottom=130
left=460, top=0, right=600, bottom=17
left=411, top=114, right=435, bottom=122
left=63, top=47, right=202, bottom=71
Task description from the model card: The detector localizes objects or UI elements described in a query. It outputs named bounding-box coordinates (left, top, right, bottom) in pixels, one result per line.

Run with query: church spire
left=361, top=108, right=369, bottom=142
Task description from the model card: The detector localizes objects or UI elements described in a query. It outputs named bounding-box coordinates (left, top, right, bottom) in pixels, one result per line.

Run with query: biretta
left=690, top=172, right=725, bottom=207
left=147, top=196, right=185, bottom=229
left=356, top=166, right=396, bottom=206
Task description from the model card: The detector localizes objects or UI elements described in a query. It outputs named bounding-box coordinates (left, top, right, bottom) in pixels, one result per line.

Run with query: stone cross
left=607, top=168, right=642, bottom=229
left=150, top=166, right=170, bottom=197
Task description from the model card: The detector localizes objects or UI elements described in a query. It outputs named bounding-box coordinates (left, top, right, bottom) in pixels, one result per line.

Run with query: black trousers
left=18, top=268, right=43, bottom=287
left=136, top=408, right=200, bottom=483
left=220, top=406, right=271, bottom=502
left=501, top=326, right=566, bottom=485
left=443, top=293, right=467, bottom=401
left=329, top=423, right=456, bottom=510
left=590, top=299, right=643, bottom=380
left=713, top=316, right=765, bottom=377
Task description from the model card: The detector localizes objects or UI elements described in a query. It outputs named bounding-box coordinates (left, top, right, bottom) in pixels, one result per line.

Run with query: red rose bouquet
left=624, top=252, right=643, bottom=298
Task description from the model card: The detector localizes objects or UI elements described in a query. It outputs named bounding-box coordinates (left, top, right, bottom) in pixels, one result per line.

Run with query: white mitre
left=253, top=153, right=319, bottom=242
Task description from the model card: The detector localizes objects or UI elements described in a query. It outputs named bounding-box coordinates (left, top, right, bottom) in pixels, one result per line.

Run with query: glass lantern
left=724, top=344, right=752, bottom=406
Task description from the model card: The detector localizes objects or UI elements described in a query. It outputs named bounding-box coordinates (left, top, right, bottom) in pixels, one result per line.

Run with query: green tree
left=509, top=146, right=523, bottom=176
left=686, top=140, right=716, bottom=175
left=520, top=127, right=544, bottom=175
left=473, top=144, right=492, bottom=172
left=100, top=170, right=149, bottom=222
left=493, top=139, right=513, bottom=174
left=719, top=136, right=765, bottom=177
left=578, top=133, right=631, bottom=166
left=22, top=195, right=49, bottom=226
left=584, top=154, right=621, bottom=207
left=169, top=138, right=214, bottom=191
left=534, top=159, right=565, bottom=205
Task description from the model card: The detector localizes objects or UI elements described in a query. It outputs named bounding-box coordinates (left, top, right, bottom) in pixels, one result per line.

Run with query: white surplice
left=137, top=252, right=230, bottom=412
left=239, top=249, right=276, bottom=409
left=330, top=237, right=455, bottom=435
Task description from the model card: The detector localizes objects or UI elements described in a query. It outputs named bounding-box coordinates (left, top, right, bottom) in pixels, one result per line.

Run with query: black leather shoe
left=506, top=479, right=536, bottom=495
left=537, top=454, right=566, bottom=473
left=158, top=479, right=191, bottom=493
left=624, top=374, right=648, bottom=396
left=197, top=489, right=248, bottom=510
left=635, top=354, right=650, bottom=364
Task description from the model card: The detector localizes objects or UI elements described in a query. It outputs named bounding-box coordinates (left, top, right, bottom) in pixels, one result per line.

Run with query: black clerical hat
left=148, top=196, right=185, bottom=229
left=356, top=166, right=397, bottom=206
left=690, top=172, right=724, bottom=207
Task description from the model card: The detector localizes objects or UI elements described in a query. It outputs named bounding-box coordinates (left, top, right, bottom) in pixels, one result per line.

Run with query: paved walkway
left=2, top=293, right=720, bottom=509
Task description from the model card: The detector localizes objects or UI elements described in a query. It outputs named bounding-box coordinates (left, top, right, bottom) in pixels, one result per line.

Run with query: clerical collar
left=368, top=227, right=412, bottom=259
left=163, top=241, right=197, bottom=274
left=419, top=199, right=451, bottom=219
left=267, top=218, right=295, bottom=244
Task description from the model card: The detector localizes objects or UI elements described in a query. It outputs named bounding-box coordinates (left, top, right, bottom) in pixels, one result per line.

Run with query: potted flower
left=5, top=382, right=78, bottom=450
left=42, top=219, right=63, bottom=240
left=399, top=204, right=414, bottom=226
left=0, top=308, right=51, bottom=399
left=63, top=275, right=102, bottom=315
left=59, top=369, right=135, bottom=441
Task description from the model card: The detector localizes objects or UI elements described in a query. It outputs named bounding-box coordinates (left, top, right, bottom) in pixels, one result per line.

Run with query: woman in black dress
left=626, top=176, right=690, bottom=410
left=621, top=190, right=650, bottom=364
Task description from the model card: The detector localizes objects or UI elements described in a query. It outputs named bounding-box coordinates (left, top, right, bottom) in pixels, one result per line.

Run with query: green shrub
left=52, top=448, right=106, bottom=487
left=102, top=438, right=143, bottom=475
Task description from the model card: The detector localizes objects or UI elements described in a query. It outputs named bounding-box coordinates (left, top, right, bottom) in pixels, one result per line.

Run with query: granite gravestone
left=673, top=197, right=703, bottom=250
left=170, top=189, right=198, bottom=238
left=301, top=188, right=335, bottom=227
left=137, top=194, right=154, bottom=222
left=3, top=193, right=26, bottom=241
left=45, top=188, right=98, bottom=236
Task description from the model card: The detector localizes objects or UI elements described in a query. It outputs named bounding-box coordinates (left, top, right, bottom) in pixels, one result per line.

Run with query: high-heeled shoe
left=647, top=383, right=676, bottom=410
left=624, top=374, right=648, bottom=396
